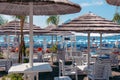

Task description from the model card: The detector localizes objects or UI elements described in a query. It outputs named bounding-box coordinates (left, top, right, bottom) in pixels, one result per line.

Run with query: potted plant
left=0, top=52, right=4, bottom=59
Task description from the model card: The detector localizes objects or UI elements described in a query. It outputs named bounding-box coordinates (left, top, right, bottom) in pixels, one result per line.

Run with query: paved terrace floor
left=0, top=62, right=120, bottom=80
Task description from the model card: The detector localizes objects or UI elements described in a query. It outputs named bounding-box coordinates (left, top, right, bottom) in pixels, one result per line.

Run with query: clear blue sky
left=1, top=0, right=118, bottom=28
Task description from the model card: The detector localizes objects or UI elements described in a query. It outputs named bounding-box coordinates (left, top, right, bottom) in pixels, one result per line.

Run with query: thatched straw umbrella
left=53, top=12, right=120, bottom=67
left=0, top=0, right=81, bottom=15
left=45, top=25, right=74, bottom=35
left=0, top=26, right=4, bottom=35
left=106, top=0, right=120, bottom=6
left=45, top=25, right=57, bottom=30
left=0, top=0, right=81, bottom=67
left=54, top=13, right=120, bottom=33
left=45, top=25, right=74, bottom=45
left=1, top=20, right=49, bottom=35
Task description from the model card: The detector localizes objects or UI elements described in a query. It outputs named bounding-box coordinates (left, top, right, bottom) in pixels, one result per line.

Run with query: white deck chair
left=110, top=54, right=119, bottom=69
left=88, top=62, right=109, bottom=80
left=42, top=53, right=52, bottom=62
left=54, top=59, right=72, bottom=80
left=0, top=59, right=12, bottom=72
left=59, top=59, right=78, bottom=80
left=81, top=53, right=88, bottom=65
left=74, top=56, right=88, bottom=74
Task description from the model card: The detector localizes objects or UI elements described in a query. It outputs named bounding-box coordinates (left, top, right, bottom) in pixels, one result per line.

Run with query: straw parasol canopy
left=53, top=12, right=120, bottom=33
left=0, top=0, right=81, bottom=15
left=45, top=24, right=73, bottom=36
left=45, top=24, right=57, bottom=30
left=0, top=26, right=4, bottom=35
left=46, top=31, right=74, bottom=36
left=106, top=0, right=120, bottom=6
left=1, top=20, right=49, bottom=35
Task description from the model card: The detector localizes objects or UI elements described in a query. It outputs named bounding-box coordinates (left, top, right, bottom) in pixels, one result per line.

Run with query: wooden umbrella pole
left=87, top=32, right=90, bottom=68
left=29, top=2, right=33, bottom=67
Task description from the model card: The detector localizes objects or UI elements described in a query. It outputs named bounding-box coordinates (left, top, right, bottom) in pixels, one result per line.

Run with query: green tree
left=0, top=15, right=8, bottom=25
left=47, top=15, right=60, bottom=26
left=46, top=15, right=60, bottom=63
left=46, top=15, right=60, bottom=43
left=14, top=16, right=27, bottom=63
left=113, top=6, right=120, bottom=24
left=113, top=13, right=120, bottom=24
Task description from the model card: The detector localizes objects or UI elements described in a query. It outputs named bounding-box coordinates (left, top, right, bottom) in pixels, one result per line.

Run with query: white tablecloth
left=8, top=62, right=52, bottom=73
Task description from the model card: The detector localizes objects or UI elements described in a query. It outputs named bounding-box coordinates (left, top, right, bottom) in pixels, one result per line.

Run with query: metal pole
left=7, top=35, right=10, bottom=59
left=29, top=2, right=33, bottom=67
left=100, top=33, right=102, bottom=49
left=52, top=35, right=53, bottom=46
left=87, top=32, right=90, bottom=68
left=70, top=36, right=72, bottom=57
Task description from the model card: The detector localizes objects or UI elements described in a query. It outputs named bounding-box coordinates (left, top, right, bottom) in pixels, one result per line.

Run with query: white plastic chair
left=74, top=56, right=88, bottom=75
left=87, top=62, right=109, bottom=80
left=59, top=59, right=78, bottom=80
left=110, top=54, right=119, bottom=69
left=81, top=53, right=88, bottom=65
left=0, top=59, right=12, bottom=72
left=42, top=53, right=52, bottom=62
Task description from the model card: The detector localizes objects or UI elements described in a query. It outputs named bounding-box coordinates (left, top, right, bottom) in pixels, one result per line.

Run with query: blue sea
left=0, top=35, right=120, bottom=49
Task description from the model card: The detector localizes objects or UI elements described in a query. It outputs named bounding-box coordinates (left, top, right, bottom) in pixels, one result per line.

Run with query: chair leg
left=117, top=65, right=119, bottom=70
left=75, top=74, right=78, bottom=80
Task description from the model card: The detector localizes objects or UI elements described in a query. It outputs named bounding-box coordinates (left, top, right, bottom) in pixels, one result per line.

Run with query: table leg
left=36, top=72, right=39, bottom=80
left=27, top=73, right=34, bottom=80
left=23, top=74, right=27, bottom=80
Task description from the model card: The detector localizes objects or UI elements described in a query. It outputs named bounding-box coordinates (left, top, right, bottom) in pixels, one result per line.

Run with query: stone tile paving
left=0, top=64, right=120, bottom=80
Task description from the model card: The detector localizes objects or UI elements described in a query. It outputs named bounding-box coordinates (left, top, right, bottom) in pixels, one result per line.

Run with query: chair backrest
left=59, top=59, right=70, bottom=76
left=59, top=59, right=78, bottom=80
left=59, top=59, right=76, bottom=76
left=74, top=57, right=83, bottom=66
left=110, top=54, right=119, bottom=69
left=0, top=59, right=12, bottom=72
left=42, top=53, right=52, bottom=62
left=93, top=63, right=109, bottom=79
left=110, top=54, right=118, bottom=63
left=82, top=53, right=88, bottom=64
left=0, top=59, right=7, bottom=67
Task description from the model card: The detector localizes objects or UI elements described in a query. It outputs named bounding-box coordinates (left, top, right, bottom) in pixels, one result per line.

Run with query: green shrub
left=0, top=52, right=4, bottom=59
left=23, top=58, right=29, bottom=63
left=2, top=73, right=23, bottom=80
left=25, top=48, right=29, bottom=57
left=49, top=44, right=57, bottom=53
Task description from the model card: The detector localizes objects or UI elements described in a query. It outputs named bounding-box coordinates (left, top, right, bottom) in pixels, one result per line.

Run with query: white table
left=8, top=62, right=52, bottom=80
